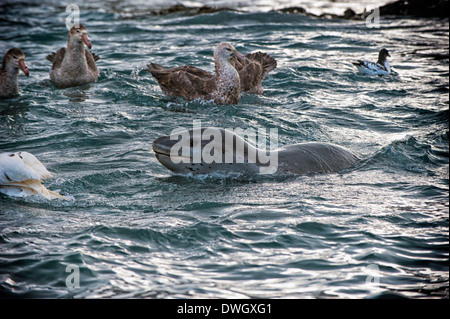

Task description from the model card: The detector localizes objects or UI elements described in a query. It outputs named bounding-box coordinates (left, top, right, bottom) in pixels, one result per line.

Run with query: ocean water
left=0, top=0, right=448, bottom=299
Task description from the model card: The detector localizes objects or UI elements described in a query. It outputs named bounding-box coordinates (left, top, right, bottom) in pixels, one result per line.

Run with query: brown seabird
left=0, top=48, right=29, bottom=98
left=146, top=42, right=243, bottom=105
left=47, top=24, right=100, bottom=88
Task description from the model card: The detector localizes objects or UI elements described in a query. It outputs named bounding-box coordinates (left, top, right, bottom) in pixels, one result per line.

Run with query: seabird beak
left=234, top=50, right=247, bottom=63
left=81, top=33, right=92, bottom=49
left=18, top=59, right=29, bottom=77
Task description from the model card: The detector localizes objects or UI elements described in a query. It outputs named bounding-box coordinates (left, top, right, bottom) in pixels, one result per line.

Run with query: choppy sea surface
left=0, top=0, right=448, bottom=298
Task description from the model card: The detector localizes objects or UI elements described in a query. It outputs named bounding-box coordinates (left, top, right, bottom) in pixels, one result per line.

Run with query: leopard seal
left=152, top=128, right=359, bottom=176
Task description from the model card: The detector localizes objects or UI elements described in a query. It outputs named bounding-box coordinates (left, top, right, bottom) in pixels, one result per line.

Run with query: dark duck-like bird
left=0, top=48, right=29, bottom=98
left=231, top=50, right=277, bottom=94
left=47, top=24, right=99, bottom=88
left=353, top=48, right=391, bottom=76
left=146, top=42, right=243, bottom=105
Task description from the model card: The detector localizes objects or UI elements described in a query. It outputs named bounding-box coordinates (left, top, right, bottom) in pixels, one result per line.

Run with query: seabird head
left=68, top=24, right=92, bottom=49
left=214, top=42, right=240, bottom=62
left=378, top=48, right=390, bottom=62
left=1, top=48, right=29, bottom=77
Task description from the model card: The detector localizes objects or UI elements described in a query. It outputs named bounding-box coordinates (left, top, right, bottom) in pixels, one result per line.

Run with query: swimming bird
left=146, top=42, right=242, bottom=105
left=153, top=127, right=359, bottom=176
left=0, top=48, right=29, bottom=98
left=231, top=50, right=277, bottom=94
left=47, top=24, right=99, bottom=88
left=0, top=151, right=67, bottom=200
left=353, top=48, right=391, bottom=76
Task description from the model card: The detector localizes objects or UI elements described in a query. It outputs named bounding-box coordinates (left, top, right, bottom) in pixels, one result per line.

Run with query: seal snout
left=152, top=136, right=173, bottom=156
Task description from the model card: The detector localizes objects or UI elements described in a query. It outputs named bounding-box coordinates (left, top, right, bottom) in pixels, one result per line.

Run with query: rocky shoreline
left=134, top=0, right=449, bottom=20
left=275, top=0, right=449, bottom=20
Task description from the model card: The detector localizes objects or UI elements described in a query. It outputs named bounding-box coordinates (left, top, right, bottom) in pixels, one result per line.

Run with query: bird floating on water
left=353, top=48, right=391, bottom=76
left=0, top=48, right=29, bottom=98
left=0, top=151, right=67, bottom=200
left=146, top=42, right=243, bottom=105
left=146, top=43, right=277, bottom=104
left=47, top=24, right=99, bottom=88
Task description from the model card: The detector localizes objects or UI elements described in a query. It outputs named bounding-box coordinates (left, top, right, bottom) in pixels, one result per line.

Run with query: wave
left=360, top=134, right=449, bottom=175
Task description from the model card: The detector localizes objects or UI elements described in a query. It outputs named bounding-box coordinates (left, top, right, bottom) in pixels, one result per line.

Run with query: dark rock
left=277, top=6, right=364, bottom=20
left=197, top=5, right=238, bottom=14
left=379, top=0, right=449, bottom=18
left=343, top=8, right=357, bottom=19
left=277, top=7, right=308, bottom=15
left=277, top=0, right=449, bottom=20
left=158, top=4, right=189, bottom=15
left=152, top=4, right=239, bottom=16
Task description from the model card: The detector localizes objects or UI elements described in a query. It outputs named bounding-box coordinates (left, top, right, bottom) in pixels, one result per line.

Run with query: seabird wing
left=0, top=152, right=46, bottom=183
left=147, top=64, right=215, bottom=99
left=353, top=60, right=387, bottom=74
left=245, top=52, right=277, bottom=78
left=47, top=48, right=66, bottom=70
left=85, top=50, right=99, bottom=72
left=238, top=62, right=263, bottom=92
left=0, top=152, right=68, bottom=200
left=0, top=180, right=67, bottom=200
left=91, top=52, right=100, bottom=62
left=231, top=51, right=276, bottom=93
left=179, top=65, right=213, bottom=78
left=20, top=151, right=52, bottom=179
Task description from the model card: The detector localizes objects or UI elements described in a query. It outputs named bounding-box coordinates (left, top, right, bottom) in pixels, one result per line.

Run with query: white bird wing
left=0, top=185, right=39, bottom=197
left=0, top=152, right=67, bottom=200
left=0, top=181, right=67, bottom=200
left=0, top=180, right=68, bottom=199
left=0, top=151, right=51, bottom=184
left=362, top=61, right=386, bottom=72
left=354, top=60, right=389, bottom=75
left=20, top=151, right=52, bottom=179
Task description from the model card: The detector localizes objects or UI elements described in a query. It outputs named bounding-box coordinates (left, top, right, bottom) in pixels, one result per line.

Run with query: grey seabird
left=0, top=48, right=29, bottom=98
left=47, top=24, right=100, bottom=88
